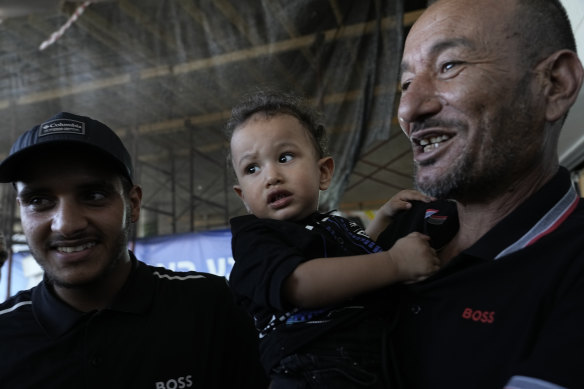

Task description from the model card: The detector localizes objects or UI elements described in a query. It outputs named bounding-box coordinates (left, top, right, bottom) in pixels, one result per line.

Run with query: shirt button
left=90, top=355, right=103, bottom=367
left=410, top=305, right=421, bottom=314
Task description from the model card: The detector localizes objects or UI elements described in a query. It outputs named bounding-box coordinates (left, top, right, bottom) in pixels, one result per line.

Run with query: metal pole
left=188, top=121, right=195, bottom=232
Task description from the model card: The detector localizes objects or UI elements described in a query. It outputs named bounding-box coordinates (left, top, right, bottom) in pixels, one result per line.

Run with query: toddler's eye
left=245, top=165, right=258, bottom=175
left=279, top=153, right=293, bottom=163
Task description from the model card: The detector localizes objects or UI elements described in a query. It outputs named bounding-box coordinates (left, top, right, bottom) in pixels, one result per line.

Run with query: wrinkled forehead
left=404, top=0, right=516, bottom=58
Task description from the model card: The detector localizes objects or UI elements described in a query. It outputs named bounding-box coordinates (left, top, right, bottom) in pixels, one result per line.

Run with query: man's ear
left=129, top=185, right=143, bottom=223
left=318, top=156, right=335, bottom=191
left=541, top=50, right=584, bottom=122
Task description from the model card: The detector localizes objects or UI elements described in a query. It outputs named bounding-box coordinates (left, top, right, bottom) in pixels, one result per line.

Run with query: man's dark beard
left=415, top=72, right=535, bottom=202
left=43, top=205, right=133, bottom=290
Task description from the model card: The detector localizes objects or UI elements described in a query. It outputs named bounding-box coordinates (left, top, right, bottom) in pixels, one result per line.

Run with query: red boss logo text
left=462, top=308, right=495, bottom=324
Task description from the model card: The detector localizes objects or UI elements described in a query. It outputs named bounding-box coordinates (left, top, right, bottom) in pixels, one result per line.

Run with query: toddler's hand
left=388, top=232, right=440, bottom=283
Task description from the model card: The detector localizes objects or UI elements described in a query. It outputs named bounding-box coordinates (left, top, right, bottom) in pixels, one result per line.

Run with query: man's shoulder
left=572, top=197, right=584, bottom=218
left=559, top=199, right=584, bottom=234
left=0, top=288, right=34, bottom=319
left=140, top=261, right=230, bottom=292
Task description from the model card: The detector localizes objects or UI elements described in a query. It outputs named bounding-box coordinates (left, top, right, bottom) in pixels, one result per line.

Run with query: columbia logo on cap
left=39, top=119, right=85, bottom=137
left=0, top=112, right=134, bottom=184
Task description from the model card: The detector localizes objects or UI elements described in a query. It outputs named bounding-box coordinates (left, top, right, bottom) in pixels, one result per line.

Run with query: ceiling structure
left=0, top=0, right=581, bottom=242
left=0, top=0, right=430, bottom=240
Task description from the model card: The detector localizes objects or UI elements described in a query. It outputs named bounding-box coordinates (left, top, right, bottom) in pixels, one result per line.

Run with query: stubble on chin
left=414, top=137, right=515, bottom=202
left=41, top=251, right=123, bottom=290
left=38, top=210, right=133, bottom=290
left=414, top=152, right=468, bottom=199
left=415, top=165, right=460, bottom=199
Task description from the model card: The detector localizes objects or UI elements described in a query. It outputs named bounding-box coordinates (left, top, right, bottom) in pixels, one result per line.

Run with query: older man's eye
left=441, top=61, right=461, bottom=73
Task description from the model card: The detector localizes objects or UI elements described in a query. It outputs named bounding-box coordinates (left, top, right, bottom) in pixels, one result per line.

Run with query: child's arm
left=366, top=189, right=434, bottom=241
left=282, top=231, right=439, bottom=309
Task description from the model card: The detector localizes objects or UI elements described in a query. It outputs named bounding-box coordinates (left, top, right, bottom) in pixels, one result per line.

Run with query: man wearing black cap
left=0, top=112, right=268, bottom=388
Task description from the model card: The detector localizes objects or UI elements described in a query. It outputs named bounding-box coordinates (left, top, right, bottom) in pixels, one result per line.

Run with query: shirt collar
left=32, top=278, right=85, bottom=338
left=110, top=252, right=156, bottom=314
left=32, top=252, right=156, bottom=338
left=465, top=167, right=579, bottom=261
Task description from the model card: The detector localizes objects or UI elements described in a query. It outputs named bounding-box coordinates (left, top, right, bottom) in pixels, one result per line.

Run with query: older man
left=380, top=0, right=584, bottom=388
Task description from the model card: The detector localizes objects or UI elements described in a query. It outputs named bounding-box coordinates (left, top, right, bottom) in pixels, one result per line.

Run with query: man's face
left=398, top=0, right=547, bottom=201
left=15, top=153, right=141, bottom=289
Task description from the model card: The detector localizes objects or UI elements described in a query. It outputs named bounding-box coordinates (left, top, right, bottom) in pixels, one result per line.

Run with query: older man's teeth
left=423, top=143, right=439, bottom=152
left=420, top=135, right=450, bottom=152
left=57, top=242, right=96, bottom=253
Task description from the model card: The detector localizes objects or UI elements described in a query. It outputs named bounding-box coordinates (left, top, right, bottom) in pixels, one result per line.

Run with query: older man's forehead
left=401, top=36, right=476, bottom=77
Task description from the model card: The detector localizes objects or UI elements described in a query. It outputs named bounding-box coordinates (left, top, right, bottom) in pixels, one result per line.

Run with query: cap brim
left=0, top=141, right=132, bottom=183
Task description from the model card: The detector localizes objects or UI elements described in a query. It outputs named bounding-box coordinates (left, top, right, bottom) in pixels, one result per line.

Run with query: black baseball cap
left=0, top=112, right=133, bottom=184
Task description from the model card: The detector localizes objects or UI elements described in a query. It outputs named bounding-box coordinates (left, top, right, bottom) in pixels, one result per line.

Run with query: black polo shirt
left=230, top=212, right=395, bottom=373
left=0, top=253, right=267, bottom=388
left=381, top=167, right=584, bottom=389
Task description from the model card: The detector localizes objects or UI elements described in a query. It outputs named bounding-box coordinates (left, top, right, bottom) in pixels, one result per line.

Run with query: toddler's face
left=231, top=113, right=333, bottom=221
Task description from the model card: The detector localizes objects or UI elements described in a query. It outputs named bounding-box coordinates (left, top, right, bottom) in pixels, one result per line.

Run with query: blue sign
left=0, top=229, right=235, bottom=302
